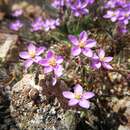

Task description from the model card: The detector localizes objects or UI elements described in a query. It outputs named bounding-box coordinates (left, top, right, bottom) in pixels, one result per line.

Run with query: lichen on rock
left=10, top=74, right=79, bottom=130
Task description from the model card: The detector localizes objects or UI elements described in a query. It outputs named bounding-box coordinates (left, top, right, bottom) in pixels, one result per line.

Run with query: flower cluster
left=69, top=31, right=113, bottom=70
left=19, top=29, right=114, bottom=109
left=31, top=17, right=60, bottom=32
left=51, top=0, right=95, bottom=17
left=9, top=9, right=60, bottom=32
left=104, top=0, right=130, bottom=34
left=19, top=43, right=95, bottom=108
left=19, top=43, right=64, bottom=85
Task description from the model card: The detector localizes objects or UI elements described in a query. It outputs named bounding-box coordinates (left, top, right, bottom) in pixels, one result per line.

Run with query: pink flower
left=31, top=17, right=44, bottom=32
left=39, top=50, right=64, bottom=77
left=91, top=49, right=113, bottom=70
left=63, top=84, right=95, bottom=109
left=68, top=31, right=96, bottom=57
left=19, top=43, right=45, bottom=69
left=10, top=20, right=23, bottom=31
left=104, top=10, right=120, bottom=22
left=12, top=9, right=23, bottom=17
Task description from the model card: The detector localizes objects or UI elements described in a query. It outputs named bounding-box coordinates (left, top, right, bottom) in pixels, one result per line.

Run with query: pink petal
left=33, top=56, right=42, bottom=63
left=56, top=56, right=63, bottom=64
left=92, top=53, right=99, bottom=60
left=98, top=49, right=105, bottom=59
left=79, top=31, right=88, bottom=42
left=85, top=39, right=96, bottom=48
left=74, top=84, right=83, bottom=95
left=81, top=2, right=88, bottom=8
left=19, top=51, right=30, bottom=59
left=91, top=61, right=101, bottom=69
left=52, top=77, right=57, bottom=86
left=46, top=50, right=54, bottom=59
left=62, top=91, right=75, bottom=99
left=44, top=66, right=53, bottom=73
left=39, top=59, right=49, bottom=66
left=36, top=47, right=45, bottom=55
left=24, top=59, right=33, bottom=69
left=82, top=48, right=93, bottom=57
left=82, top=92, right=95, bottom=99
left=102, top=62, right=113, bottom=70
left=28, top=43, right=36, bottom=53
left=71, top=46, right=81, bottom=56
left=68, top=35, right=79, bottom=46
left=68, top=99, right=79, bottom=106
left=54, top=65, right=63, bottom=77
left=111, top=17, right=117, bottom=22
left=103, top=57, right=113, bottom=62
left=79, top=99, right=90, bottom=109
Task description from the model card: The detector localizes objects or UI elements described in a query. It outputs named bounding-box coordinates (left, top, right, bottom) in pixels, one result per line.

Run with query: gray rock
left=10, top=74, right=78, bottom=130
left=0, top=33, right=18, bottom=62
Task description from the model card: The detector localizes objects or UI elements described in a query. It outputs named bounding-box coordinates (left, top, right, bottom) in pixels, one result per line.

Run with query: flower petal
left=82, top=48, right=93, bottom=57
left=44, top=66, right=53, bottom=73
left=82, top=92, right=95, bottom=99
left=79, top=99, right=90, bottom=109
left=62, top=91, right=75, bottom=99
left=71, top=46, right=81, bottom=56
left=98, top=49, right=105, bottom=59
left=85, top=39, right=96, bottom=48
left=68, top=35, right=79, bottom=45
left=33, top=56, right=42, bottom=63
left=102, top=62, right=113, bottom=70
left=24, top=59, right=33, bottom=69
left=56, top=56, right=63, bottom=64
left=36, top=47, right=46, bottom=55
left=39, top=59, right=49, bottom=66
left=68, top=99, right=79, bottom=106
left=19, top=51, right=30, bottom=59
left=52, top=77, right=57, bottom=86
left=28, top=43, right=36, bottom=53
left=79, top=31, right=88, bottom=42
left=103, top=57, right=113, bottom=62
left=54, top=65, right=63, bottom=77
left=91, top=61, right=101, bottom=69
left=46, top=50, right=54, bottom=59
left=74, top=84, right=83, bottom=95
left=92, top=53, right=99, bottom=60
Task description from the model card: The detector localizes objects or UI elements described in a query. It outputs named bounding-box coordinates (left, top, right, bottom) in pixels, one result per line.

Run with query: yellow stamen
left=100, top=56, right=105, bottom=61
left=79, top=41, right=85, bottom=48
left=75, top=94, right=81, bottom=99
left=29, top=51, right=35, bottom=58
left=49, top=58, right=56, bottom=66
left=125, top=13, right=129, bottom=17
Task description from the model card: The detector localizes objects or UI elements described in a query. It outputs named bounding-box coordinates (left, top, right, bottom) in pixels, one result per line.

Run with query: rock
left=118, top=126, right=130, bottom=130
left=0, top=33, right=18, bottom=62
left=10, top=74, right=78, bottom=130
left=0, top=87, right=18, bottom=130
left=112, top=97, right=130, bottom=130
